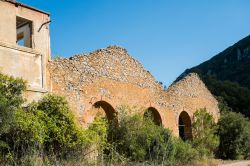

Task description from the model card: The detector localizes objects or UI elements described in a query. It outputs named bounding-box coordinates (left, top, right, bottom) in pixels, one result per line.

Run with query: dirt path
left=219, top=160, right=250, bottom=166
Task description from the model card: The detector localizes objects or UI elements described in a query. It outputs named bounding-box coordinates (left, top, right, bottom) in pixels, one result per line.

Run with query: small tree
left=217, top=111, right=250, bottom=159
left=0, top=73, right=26, bottom=162
left=192, top=108, right=219, bottom=158
left=36, top=94, right=91, bottom=157
left=0, top=73, right=26, bottom=136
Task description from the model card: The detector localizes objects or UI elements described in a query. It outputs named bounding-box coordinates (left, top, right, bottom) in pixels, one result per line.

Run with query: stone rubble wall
left=166, top=73, right=220, bottom=122
left=49, top=46, right=219, bottom=136
left=50, top=46, right=161, bottom=91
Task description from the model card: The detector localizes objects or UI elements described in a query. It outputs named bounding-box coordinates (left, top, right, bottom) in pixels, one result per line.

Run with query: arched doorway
left=178, top=111, right=192, bottom=140
left=93, top=101, right=117, bottom=124
left=144, top=107, right=162, bottom=126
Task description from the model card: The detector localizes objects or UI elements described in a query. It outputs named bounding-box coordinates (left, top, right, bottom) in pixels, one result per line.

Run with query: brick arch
left=144, top=107, right=162, bottom=126
left=178, top=111, right=192, bottom=140
left=93, top=100, right=118, bottom=123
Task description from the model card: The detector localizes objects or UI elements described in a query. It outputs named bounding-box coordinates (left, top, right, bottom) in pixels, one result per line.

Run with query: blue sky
left=19, top=0, right=250, bottom=86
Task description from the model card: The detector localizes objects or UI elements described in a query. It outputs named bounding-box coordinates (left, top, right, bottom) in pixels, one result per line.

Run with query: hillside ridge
left=177, top=35, right=250, bottom=117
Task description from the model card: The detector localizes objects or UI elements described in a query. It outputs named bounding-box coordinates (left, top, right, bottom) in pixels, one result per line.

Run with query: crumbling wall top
left=50, top=46, right=162, bottom=90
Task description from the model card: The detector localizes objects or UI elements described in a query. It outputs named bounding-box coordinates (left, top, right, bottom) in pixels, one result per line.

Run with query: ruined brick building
left=0, top=0, right=219, bottom=139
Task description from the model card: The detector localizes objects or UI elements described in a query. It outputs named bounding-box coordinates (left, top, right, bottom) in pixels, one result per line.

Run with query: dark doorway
left=178, top=111, right=192, bottom=140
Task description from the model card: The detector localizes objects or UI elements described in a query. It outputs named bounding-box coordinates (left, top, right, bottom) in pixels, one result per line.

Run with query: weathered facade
left=0, top=0, right=51, bottom=102
left=49, top=46, right=219, bottom=138
left=0, top=1, right=220, bottom=139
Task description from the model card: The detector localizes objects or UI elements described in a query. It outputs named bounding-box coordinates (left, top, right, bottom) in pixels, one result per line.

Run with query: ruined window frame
left=16, top=16, right=33, bottom=48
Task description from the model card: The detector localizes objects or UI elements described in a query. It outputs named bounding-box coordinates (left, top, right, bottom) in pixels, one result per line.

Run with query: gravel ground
left=219, top=160, right=250, bottom=166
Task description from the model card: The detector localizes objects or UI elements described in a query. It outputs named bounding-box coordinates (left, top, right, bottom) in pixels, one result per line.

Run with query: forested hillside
left=179, top=35, right=250, bottom=117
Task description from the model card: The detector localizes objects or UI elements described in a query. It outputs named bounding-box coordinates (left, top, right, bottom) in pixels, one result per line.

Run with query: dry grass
left=192, top=159, right=218, bottom=166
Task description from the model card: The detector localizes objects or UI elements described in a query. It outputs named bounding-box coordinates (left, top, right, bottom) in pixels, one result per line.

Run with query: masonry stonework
left=49, top=46, right=219, bottom=136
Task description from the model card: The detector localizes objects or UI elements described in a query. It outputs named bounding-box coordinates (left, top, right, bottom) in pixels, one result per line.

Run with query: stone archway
left=144, top=107, right=162, bottom=126
left=93, top=101, right=117, bottom=124
left=178, top=111, right=192, bottom=140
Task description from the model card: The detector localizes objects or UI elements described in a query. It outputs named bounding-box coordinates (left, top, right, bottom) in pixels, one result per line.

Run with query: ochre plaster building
left=0, top=0, right=219, bottom=139
left=0, top=0, right=51, bottom=102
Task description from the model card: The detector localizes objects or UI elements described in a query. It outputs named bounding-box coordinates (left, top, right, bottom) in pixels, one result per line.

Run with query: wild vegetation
left=0, top=73, right=249, bottom=165
left=217, top=107, right=250, bottom=159
left=0, top=74, right=94, bottom=165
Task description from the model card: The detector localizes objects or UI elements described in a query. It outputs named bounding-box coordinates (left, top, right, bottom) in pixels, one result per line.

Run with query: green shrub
left=192, top=108, right=219, bottom=158
left=0, top=73, right=25, bottom=136
left=0, top=73, right=26, bottom=163
left=217, top=111, right=250, bottom=159
left=108, top=106, right=175, bottom=164
left=173, top=138, right=199, bottom=166
left=106, top=106, right=205, bottom=165
left=87, top=116, right=109, bottom=152
left=0, top=73, right=108, bottom=164
left=37, top=94, right=86, bottom=151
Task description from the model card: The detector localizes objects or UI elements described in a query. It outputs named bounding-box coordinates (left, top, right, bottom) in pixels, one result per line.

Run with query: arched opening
left=93, top=101, right=117, bottom=124
left=144, top=107, right=162, bottom=126
left=178, top=111, right=192, bottom=140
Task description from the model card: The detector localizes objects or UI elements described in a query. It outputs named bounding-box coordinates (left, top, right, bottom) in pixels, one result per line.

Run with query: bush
left=106, top=106, right=205, bottom=165
left=0, top=73, right=26, bottom=163
left=86, top=115, right=109, bottom=164
left=108, top=106, right=175, bottom=164
left=173, top=138, right=199, bottom=166
left=0, top=73, right=25, bottom=137
left=0, top=73, right=109, bottom=165
left=0, top=94, right=92, bottom=165
left=192, top=108, right=219, bottom=158
left=217, top=111, right=250, bottom=159
left=37, top=94, right=87, bottom=154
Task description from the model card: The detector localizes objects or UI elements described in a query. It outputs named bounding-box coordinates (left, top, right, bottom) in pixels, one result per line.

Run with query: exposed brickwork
left=49, top=46, right=219, bottom=136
